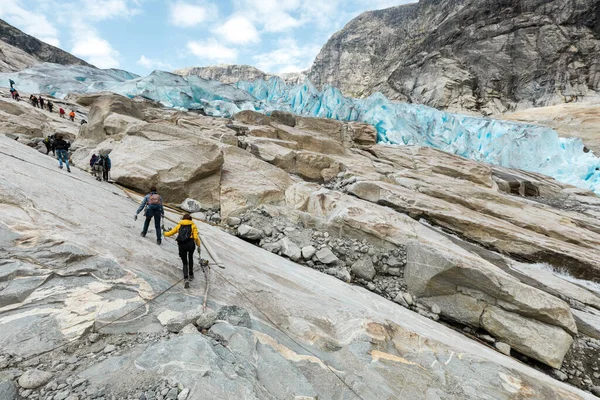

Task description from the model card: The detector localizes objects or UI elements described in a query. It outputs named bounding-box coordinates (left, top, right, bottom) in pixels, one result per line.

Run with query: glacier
left=2, top=63, right=599, bottom=195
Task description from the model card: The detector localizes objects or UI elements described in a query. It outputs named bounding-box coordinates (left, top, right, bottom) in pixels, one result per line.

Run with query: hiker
left=59, top=108, right=65, bottom=118
left=30, top=95, right=38, bottom=107
left=43, top=134, right=56, bottom=156
left=163, top=214, right=201, bottom=288
left=135, top=186, right=164, bottom=245
left=13, top=90, right=20, bottom=101
left=97, top=154, right=111, bottom=181
left=47, top=101, right=53, bottom=113
left=54, top=135, right=71, bottom=172
left=69, top=110, right=75, bottom=122
left=39, top=96, right=45, bottom=110
left=89, top=153, right=98, bottom=169
left=9, top=79, right=15, bottom=89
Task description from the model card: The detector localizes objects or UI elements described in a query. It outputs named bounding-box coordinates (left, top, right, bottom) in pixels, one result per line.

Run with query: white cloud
left=137, top=55, right=173, bottom=71
left=0, top=0, right=61, bottom=46
left=253, top=38, right=320, bottom=73
left=70, top=24, right=120, bottom=68
left=186, top=39, right=237, bottom=63
left=169, top=1, right=216, bottom=27
left=232, top=0, right=303, bottom=33
left=79, top=0, right=134, bottom=21
left=212, top=15, right=260, bottom=45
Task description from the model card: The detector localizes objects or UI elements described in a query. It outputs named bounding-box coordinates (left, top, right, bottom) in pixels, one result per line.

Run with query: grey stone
left=177, top=388, right=189, bottom=400
left=167, top=388, right=178, bottom=400
left=180, top=199, right=202, bottom=213
left=71, top=378, right=86, bottom=388
left=238, top=224, right=264, bottom=241
left=495, top=342, right=511, bottom=356
left=553, top=370, right=568, bottom=381
left=226, top=217, right=241, bottom=226
left=351, top=258, right=376, bottom=281
left=301, top=246, right=316, bottom=260
left=53, top=389, right=71, bottom=400
left=393, top=293, right=409, bottom=307
left=572, top=308, right=600, bottom=340
left=270, top=110, right=296, bottom=127
left=315, top=248, right=338, bottom=265
left=166, top=309, right=203, bottom=333
left=592, top=387, right=600, bottom=397
left=181, top=324, right=199, bottom=334
left=18, top=370, right=54, bottom=389
left=481, top=306, right=573, bottom=369
left=278, top=238, right=302, bottom=261
left=402, top=292, right=413, bottom=306
left=195, top=312, right=217, bottom=330
left=216, top=306, right=251, bottom=328
left=262, top=242, right=281, bottom=253
left=103, top=345, right=116, bottom=354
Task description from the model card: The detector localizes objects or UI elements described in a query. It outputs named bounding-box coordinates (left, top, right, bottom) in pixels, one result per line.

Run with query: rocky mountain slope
left=175, top=64, right=306, bottom=86
left=2, top=89, right=600, bottom=398
left=0, top=19, right=92, bottom=72
left=307, top=0, right=600, bottom=114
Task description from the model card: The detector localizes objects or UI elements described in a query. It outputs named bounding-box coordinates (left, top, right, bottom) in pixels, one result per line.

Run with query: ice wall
left=2, top=63, right=599, bottom=194
left=237, top=77, right=600, bottom=195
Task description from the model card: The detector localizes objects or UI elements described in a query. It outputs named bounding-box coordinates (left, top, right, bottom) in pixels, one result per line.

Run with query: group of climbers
left=134, top=186, right=201, bottom=288
left=8, top=79, right=80, bottom=122
left=89, top=153, right=111, bottom=181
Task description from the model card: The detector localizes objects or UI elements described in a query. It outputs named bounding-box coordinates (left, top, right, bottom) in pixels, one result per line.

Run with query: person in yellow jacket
left=163, top=214, right=201, bottom=288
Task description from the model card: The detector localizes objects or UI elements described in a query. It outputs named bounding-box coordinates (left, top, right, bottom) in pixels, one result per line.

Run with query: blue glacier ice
left=2, top=63, right=599, bottom=195
left=237, top=77, right=600, bottom=195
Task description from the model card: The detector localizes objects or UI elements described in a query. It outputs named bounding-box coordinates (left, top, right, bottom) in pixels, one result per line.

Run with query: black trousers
left=142, top=208, right=162, bottom=241
left=102, top=168, right=109, bottom=181
left=178, top=240, right=196, bottom=279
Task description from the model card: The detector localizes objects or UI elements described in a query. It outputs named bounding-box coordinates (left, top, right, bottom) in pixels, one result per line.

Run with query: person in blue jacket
left=135, top=186, right=164, bottom=245
left=98, top=154, right=111, bottom=181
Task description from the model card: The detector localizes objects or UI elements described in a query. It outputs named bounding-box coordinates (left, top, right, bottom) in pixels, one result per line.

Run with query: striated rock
left=0, top=373, right=17, bottom=400
left=571, top=309, right=600, bottom=340
left=495, top=342, right=511, bottom=356
left=481, top=306, right=574, bottom=369
left=196, top=312, right=218, bottom=330
left=215, top=306, right=251, bottom=328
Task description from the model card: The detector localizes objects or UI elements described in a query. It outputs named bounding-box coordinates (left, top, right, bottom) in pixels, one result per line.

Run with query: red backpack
left=148, top=193, right=161, bottom=205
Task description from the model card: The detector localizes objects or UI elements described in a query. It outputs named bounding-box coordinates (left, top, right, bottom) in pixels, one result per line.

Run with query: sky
left=0, top=0, right=415, bottom=76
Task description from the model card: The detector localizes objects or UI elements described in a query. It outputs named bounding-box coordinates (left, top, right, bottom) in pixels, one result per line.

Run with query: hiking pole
left=200, top=247, right=210, bottom=313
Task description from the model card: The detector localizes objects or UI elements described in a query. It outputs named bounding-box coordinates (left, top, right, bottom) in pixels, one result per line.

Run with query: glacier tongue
left=2, top=63, right=599, bottom=194
left=237, top=77, right=600, bottom=195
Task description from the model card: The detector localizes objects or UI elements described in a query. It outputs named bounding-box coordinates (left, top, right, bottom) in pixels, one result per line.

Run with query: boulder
left=572, top=309, right=600, bottom=340
left=18, top=369, right=54, bottom=389
left=220, top=146, right=293, bottom=218
left=108, top=123, right=224, bottom=207
left=180, top=198, right=202, bottom=213
left=216, top=306, right=251, bottom=328
left=237, top=224, right=265, bottom=241
left=315, top=248, right=339, bottom=265
left=196, top=311, right=218, bottom=330
left=164, top=308, right=204, bottom=333
left=301, top=245, right=316, bottom=260
left=270, top=110, right=296, bottom=127
left=351, top=258, right=376, bottom=281
left=481, top=306, right=573, bottom=369
left=278, top=238, right=302, bottom=261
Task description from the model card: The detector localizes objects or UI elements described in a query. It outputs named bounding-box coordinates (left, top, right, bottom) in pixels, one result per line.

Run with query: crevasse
left=2, top=64, right=599, bottom=194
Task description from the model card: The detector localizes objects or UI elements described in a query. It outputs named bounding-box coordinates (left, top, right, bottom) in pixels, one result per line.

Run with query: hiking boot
left=140, top=232, right=146, bottom=237
left=184, top=279, right=190, bottom=289
left=59, top=165, right=63, bottom=169
left=67, top=168, right=71, bottom=173
left=189, top=275, right=194, bottom=281
left=157, top=239, right=162, bottom=245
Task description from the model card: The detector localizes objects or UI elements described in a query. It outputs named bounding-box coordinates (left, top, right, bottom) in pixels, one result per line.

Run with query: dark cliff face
left=0, top=19, right=92, bottom=69
left=308, top=0, right=600, bottom=114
